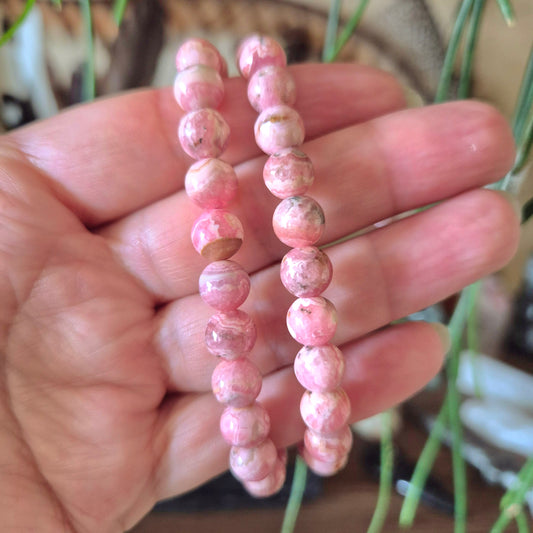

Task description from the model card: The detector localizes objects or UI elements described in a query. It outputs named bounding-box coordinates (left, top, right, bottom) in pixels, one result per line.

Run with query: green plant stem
left=498, top=111, right=533, bottom=191
left=446, top=362, right=467, bottom=533
left=400, top=288, right=473, bottom=528
left=80, top=0, right=95, bottom=101
left=512, top=46, right=533, bottom=143
left=281, top=456, right=308, bottom=533
left=0, top=0, right=36, bottom=47
left=367, top=411, right=394, bottom=533
left=466, top=282, right=482, bottom=396
left=491, top=457, right=533, bottom=533
left=491, top=44, right=533, bottom=192
left=113, top=0, right=130, bottom=26
left=445, top=288, right=478, bottom=533
left=496, top=0, right=516, bottom=26
left=399, top=397, right=449, bottom=528
left=457, top=0, right=486, bottom=98
left=513, top=112, right=533, bottom=174
left=323, top=0, right=370, bottom=63
left=515, top=510, right=530, bottom=533
left=322, top=0, right=342, bottom=62
left=435, top=0, right=475, bottom=103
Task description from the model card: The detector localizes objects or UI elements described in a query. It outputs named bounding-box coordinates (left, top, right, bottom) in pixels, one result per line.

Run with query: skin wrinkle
left=2, top=360, right=77, bottom=533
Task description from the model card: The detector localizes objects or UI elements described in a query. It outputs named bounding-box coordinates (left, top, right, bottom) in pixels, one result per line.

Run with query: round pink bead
left=176, top=38, right=227, bottom=77
left=199, top=261, right=250, bottom=311
left=294, top=344, right=345, bottom=392
left=247, top=65, right=296, bottom=113
left=205, top=310, right=257, bottom=359
left=280, top=246, right=332, bottom=297
left=211, top=358, right=262, bottom=407
left=220, top=402, right=271, bottom=447
left=304, top=426, right=353, bottom=463
left=254, top=105, right=305, bottom=155
left=243, top=459, right=286, bottom=497
left=300, top=444, right=349, bottom=477
left=191, top=210, right=243, bottom=261
left=237, top=34, right=287, bottom=80
left=173, top=65, right=224, bottom=112
left=286, top=297, right=337, bottom=346
left=185, top=158, right=238, bottom=209
left=263, top=148, right=314, bottom=199
left=272, top=196, right=325, bottom=248
left=178, top=108, right=230, bottom=160
left=230, top=438, right=278, bottom=482
left=300, top=388, right=351, bottom=435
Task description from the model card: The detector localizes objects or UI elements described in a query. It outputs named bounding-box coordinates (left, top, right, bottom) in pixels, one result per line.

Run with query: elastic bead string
left=238, top=34, right=354, bottom=477
left=174, top=38, right=286, bottom=498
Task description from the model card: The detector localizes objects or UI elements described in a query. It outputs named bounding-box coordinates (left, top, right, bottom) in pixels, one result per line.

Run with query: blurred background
left=1, top=1, right=533, bottom=531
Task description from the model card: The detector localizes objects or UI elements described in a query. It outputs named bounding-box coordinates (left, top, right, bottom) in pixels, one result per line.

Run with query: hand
left=0, top=63, right=519, bottom=532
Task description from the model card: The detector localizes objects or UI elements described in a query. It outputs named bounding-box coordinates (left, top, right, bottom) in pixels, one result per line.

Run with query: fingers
left=101, top=101, right=515, bottom=303
left=154, top=187, right=519, bottom=393
left=5, top=64, right=404, bottom=227
left=152, top=320, right=446, bottom=500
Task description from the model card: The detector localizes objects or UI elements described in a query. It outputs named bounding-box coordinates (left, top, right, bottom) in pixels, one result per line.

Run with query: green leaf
left=512, top=46, right=533, bottom=144
left=0, top=0, right=37, bottom=47
left=50, top=0, right=62, bottom=8
left=322, top=0, right=342, bottom=62
left=457, top=0, right=486, bottom=99
left=496, top=0, right=516, bottom=27
left=80, top=0, right=95, bottom=101
left=113, top=0, right=130, bottom=26
left=323, top=0, right=371, bottom=63
left=435, top=0, right=475, bottom=103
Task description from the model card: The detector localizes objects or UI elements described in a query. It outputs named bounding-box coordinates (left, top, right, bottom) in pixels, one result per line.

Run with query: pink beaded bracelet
left=174, top=38, right=286, bottom=497
left=237, top=34, right=353, bottom=477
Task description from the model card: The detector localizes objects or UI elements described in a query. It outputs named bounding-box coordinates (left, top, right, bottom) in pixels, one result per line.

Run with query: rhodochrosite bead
left=304, top=426, right=353, bottom=463
left=173, top=65, right=224, bottom=111
left=301, top=445, right=349, bottom=477
left=220, top=402, right=271, bottom=447
left=300, top=389, right=351, bottom=435
left=230, top=439, right=278, bottom=481
left=286, top=297, right=337, bottom=345
left=185, top=158, right=238, bottom=209
left=280, top=246, right=332, bottom=297
left=191, top=209, right=243, bottom=261
left=273, top=196, right=325, bottom=248
left=237, top=34, right=287, bottom=79
left=211, top=358, right=262, bottom=407
left=244, top=460, right=286, bottom=497
left=199, top=261, right=250, bottom=311
left=205, top=310, right=257, bottom=358
left=179, top=108, right=230, bottom=159
left=294, top=344, right=344, bottom=392
left=247, top=65, right=296, bottom=113
left=263, top=148, right=314, bottom=199
left=175, top=38, right=227, bottom=76
left=254, top=105, right=305, bottom=155
left=176, top=36, right=284, bottom=497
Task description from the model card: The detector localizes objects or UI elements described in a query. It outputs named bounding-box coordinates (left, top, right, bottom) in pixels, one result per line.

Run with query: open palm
left=0, top=64, right=519, bottom=533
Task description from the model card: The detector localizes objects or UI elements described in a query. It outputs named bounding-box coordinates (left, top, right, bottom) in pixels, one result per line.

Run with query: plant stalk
left=367, top=411, right=394, bottom=533
left=281, top=455, right=308, bottom=533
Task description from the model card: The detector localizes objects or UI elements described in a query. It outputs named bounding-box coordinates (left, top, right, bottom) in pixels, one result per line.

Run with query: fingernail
left=429, top=322, right=451, bottom=353
left=498, top=190, right=521, bottom=219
